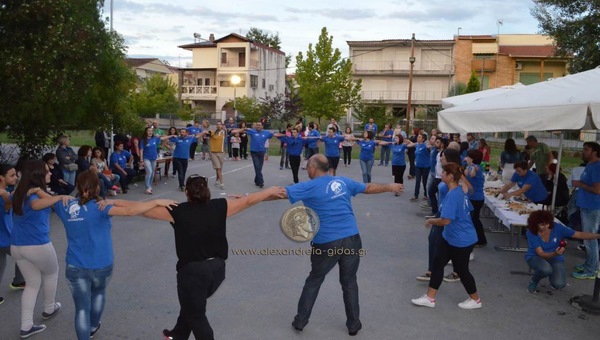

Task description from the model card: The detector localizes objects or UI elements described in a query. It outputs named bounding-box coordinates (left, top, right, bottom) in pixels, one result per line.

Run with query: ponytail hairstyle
left=12, top=160, right=48, bottom=216
left=442, top=163, right=464, bottom=183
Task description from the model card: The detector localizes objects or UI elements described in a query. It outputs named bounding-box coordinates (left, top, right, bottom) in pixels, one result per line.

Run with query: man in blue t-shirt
left=234, top=122, right=274, bottom=188
left=170, top=128, right=201, bottom=190
left=280, top=154, right=403, bottom=336
left=499, top=161, right=547, bottom=203
left=571, top=142, right=600, bottom=279
left=186, top=122, right=201, bottom=160
left=110, top=141, right=135, bottom=193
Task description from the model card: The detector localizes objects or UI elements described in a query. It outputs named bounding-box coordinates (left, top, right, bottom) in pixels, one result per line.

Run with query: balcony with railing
left=352, top=61, right=453, bottom=75
left=181, top=85, right=218, bottom=97
left=361, top=90, right=444, bottom=103
left=220, top=57, right=260, bottom=69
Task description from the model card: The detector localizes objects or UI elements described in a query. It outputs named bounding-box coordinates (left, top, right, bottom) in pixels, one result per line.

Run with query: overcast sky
left=108, top=0, right=542, bottom=71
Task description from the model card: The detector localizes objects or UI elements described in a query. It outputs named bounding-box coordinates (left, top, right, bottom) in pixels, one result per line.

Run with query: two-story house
left=124, top=58, right=173, bottom=85
left=453, top=34, right=569, bottom=90
left=178, top=33, right=286, bottom=120
left=347, top=38, right=454, bottom=123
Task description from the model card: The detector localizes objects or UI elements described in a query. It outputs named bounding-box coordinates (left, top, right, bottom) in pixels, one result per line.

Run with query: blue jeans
left=143, top=159, right=157, bottom=190
left=62, top=169, right=77, bottom=186
left=414, top=167, right=430, bottom=198
left=379, top=145, right=390, bottom=165
left=294, top=234, right=362, bottom=333
left=65, top=264, right=113, bottom=340
left=579, top=208, right=600, bottom=274
left=251, top=151, right=265, bottom=186
left=527, top=256, right=566, bottom=289
left=359, top=159, right=374, bottom=183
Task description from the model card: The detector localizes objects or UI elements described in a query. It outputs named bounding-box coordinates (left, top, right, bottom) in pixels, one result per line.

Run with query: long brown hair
left=12, top=160, right=48, bottom=216
left=76, top=169, right=102, bottom=205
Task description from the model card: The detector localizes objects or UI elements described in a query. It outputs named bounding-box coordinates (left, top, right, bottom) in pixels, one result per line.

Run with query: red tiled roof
left=499, top=45, right=557, bottom=57
left=124, top=58, right=159, bottom=68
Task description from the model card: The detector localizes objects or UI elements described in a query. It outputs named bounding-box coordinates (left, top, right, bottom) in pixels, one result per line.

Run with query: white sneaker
left=457, top=298, right=482, bottom=310
left=411, top=294, right=435, bottom=308
left=469, top=252, right=475, bottom=261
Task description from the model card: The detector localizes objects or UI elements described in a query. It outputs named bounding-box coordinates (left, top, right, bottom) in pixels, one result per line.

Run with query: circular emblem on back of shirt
left=280, top=206, right=320, bottom=242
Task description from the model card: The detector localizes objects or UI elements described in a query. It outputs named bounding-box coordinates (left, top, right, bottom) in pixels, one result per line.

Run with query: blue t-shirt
left=525, top=223, right=575, bottom=261
left=246, top=129, right=274, bottom=152
left=364, top=123, right=378, bottom=133
left=278, top=136, right=307, bottom=156
left=286, top=176, right=366, bottom=244
left=142, top=137, right=161, bottom=160
left=110, top=150, right=132, bottom=171
left=357, top=140, right=377, bottom=161
left=390, top=144, right=407, bottom=166
left=10, top=194, right=52, bottom=246
left=54, top=200, right=114, bottom=269
left=576, top=161, right=600, bottom=210
left=429, top=148, right=439, bottom=174
left=438, top=182, right=449, bottom=209
left=415, top=143, right=430, bottom=168
left=170, top=136, right=195, bottom=159
left=307, top=129, right=321, bottom=148
left=439, top=187, right=477, bottom=247
left=381, top=129, right=393, bottom=143
left=467, top=164, right=485, bottom=201
left=187, top=126, right=201, bottom=143
left=511, top=170, right=547, bottom=203
left=0, top=198, right=13, bottom=248
left=323, top=136, right=345, bottom=157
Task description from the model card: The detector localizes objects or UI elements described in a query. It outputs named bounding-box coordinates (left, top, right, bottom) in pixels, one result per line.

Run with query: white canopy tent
left=441, top=83, right=525, bottom=109
left=438, top=67, right=600, bottom=134
left=437, top=67, right=600, bottom=211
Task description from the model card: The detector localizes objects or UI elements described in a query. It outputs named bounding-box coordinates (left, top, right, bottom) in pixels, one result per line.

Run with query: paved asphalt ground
left=1, top=155, right=599, bottom=339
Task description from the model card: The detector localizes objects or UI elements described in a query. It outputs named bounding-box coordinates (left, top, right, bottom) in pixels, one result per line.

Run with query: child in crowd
left=231, top=132, right=241, bottom=161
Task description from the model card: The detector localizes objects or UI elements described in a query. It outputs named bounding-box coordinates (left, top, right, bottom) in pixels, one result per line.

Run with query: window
left=204, top=78, right=211, bottom=86
left=250, top=75, right=258, bottom=88
left=262, top=79, right=266, bottom=89
left=269, top=84, right=274, bottom=91
left=220, top=81, right=230, bottom=87
left=239, top=52, right=246, bottom=67
left=221, top=53, right=227, bottom=64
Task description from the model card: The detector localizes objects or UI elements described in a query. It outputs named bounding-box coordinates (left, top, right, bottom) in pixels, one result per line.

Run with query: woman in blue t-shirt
left=390, top=135, right=408, bottom=188
left=0, top=164, right=25, bottom=295
left=464, top=149, right=487, bottom=247
left=53, top=170, right=177, bottom=339
left=412, top=163, right=481, bottom=310
left=499, top=161, right=548, bottom=203
left=406, top=133, right=431, bottom=201
left=10, top=160, right=73, bottom=337
left=525, top=210, right=600, bottom=293
left=348, top=131, right=383, bottom=183
left=140, top=127, right=173, bottom=195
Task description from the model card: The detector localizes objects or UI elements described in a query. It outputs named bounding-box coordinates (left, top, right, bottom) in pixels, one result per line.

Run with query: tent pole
left=550, top=131, right=563, bottom=211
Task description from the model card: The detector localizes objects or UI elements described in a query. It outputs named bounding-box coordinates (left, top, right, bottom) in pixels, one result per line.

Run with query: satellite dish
left=193, top=33, right=201, bottom=39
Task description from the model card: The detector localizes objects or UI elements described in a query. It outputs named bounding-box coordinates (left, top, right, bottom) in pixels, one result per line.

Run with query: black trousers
left=430, top=238, right=477, bottom=294
left=168, top=259, right=226, bottom=340
left=240, top=141, right=248, bottom=159
left=189, top=142, right=198, bottom=160
left=173, top=157, right=189, bottom=187
left=117, top=168, right=136, bottom=190
left=470, top=199, right=487, bottom=245
left=392, top=165, right=406, bottom=184
left=342, top=146, right=353, bottom=165
left=289, top=155, right=301, bottom=183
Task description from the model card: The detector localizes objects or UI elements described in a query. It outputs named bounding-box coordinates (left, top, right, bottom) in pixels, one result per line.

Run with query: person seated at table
left=525, top=210, right=600, bottom=293
left=540, top=163, right=569, bottom=207
left=498, top=161, right=547, bottom=204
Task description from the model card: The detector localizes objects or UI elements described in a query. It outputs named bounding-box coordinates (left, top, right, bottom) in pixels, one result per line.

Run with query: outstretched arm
left=363, top=183, right=403, bottom=195
left=226, top=186, right=286, bottom=217
left=102, top=199, right=178, bottom=217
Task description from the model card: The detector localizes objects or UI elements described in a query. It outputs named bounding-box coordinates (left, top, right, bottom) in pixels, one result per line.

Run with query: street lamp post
left=231, top=75, right=241, bottom=119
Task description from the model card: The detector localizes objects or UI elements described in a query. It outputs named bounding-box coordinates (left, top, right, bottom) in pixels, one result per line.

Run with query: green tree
left=352, top=100, right=389, bottom=132
left=295, top=27, right=362, bottom=125
left=233, top=96, right=264, bottom=124
left=531, top=0, right=600, bottom=73
left=131, top=74, right=180, bottom=118
left=0, top=1, right=138, bottom=158
left=464, top=71, right=481, bottom=94
left=246, top=27, right=281, bottom=49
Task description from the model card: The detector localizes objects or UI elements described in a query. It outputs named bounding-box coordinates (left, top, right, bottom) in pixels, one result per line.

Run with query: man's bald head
left=307, top=154, right=329, bottom=173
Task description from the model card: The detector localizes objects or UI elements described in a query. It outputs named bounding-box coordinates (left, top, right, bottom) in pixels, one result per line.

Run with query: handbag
left=102, top=169, right=113, bottom=175
left=65, top=163, right=78, bottom=172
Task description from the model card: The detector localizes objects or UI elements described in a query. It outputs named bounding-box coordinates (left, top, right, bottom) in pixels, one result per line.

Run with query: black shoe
left=291, top=321, right=303, bottom=332
left=122, top=188, right=128, bottom=194
left=259, top=184, right=264, bottom=188
left=180, top=186, right=185, bottom=192
left=0, top=297, right=4, bottom=305
left=90, top=322, right=101, bottom=338
left=10, top=282, right=26, bottom=290
left=163, top=329, right=174, bottom=339
left=349, top=324, right=362, bottom=336
left=41, top=302, right=61, bottom=319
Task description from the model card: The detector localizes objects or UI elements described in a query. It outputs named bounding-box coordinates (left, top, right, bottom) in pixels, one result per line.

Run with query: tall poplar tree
left=295, top=27, right=362, bottom=124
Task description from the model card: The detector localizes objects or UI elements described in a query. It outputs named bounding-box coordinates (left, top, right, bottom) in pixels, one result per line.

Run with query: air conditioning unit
left=515, top=62, right=523, bottom=70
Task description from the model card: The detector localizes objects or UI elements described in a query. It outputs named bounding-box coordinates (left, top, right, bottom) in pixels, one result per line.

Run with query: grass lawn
left=0, top=130, right=96, bottom=147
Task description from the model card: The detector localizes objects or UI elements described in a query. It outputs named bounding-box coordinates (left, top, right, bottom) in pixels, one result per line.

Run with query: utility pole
left=480, top=59, right=485, bottom=91
left=406, top=33, right=416, bottom=133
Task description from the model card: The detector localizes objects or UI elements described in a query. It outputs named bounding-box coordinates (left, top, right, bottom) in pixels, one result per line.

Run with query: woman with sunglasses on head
left=140, top=175, right=285, bottom=340
left=10, top=160, right=73, bottom=338
left=52, top=170, right=177, bottom=339
left=525, top=209, right=600, bottom=293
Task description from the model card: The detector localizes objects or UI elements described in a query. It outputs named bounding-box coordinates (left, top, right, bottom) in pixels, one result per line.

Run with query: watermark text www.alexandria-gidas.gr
left=232, top=247, right=368, bottom=257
